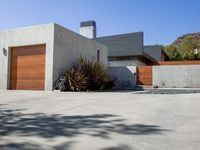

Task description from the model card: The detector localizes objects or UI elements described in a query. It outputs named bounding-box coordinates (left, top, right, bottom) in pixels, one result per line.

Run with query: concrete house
left=78, top=21, right=169, bottom=67
left=0, top=20, right=171, bottom=91
left=0, top=23, right=107, bottom=91
left=80, top=21, right=200, bottom=89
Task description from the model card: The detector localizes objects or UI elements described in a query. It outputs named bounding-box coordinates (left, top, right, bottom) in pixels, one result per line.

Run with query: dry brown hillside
left=172, top=32, right=200, bottom=47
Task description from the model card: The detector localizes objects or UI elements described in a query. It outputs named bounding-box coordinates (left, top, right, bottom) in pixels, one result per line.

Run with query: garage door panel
left=11, top=57, right=45, bottom=67
left=11, top=62, right=45, bottom=69
left=11, top=57, right=45, bottom=64
left=12, top=45, right=45, bottom=55
left=13, top=55, right=45, bottom=61
left=11, top=68, right=45, bottom=72
left=10, top=45, right=45, bottom=90
left=10, top=80, right=45, bottom=90
left=12, top=51, right=45, bottom=56
left=10, top=71, right=45, bottom=80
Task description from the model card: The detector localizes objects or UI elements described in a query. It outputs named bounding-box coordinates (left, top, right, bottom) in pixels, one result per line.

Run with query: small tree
left=164, top=45, right=181, bottom=61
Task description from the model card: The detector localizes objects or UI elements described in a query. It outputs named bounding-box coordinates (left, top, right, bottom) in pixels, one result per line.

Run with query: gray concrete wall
left=108, top=66, right=136, bottom=90
left=108, top=60, right=145, bottom=67
left=153, top=65, right=200, bottom=88
left=53, top=24, right=108, bottom=86
left=0, top=23, right=55, bottom=91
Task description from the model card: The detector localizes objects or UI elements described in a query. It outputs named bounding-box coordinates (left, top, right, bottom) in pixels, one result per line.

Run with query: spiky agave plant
left=63, top=57, right=116, bottom=91
left=103, top=74, right=117, bottom=90
left=72, top=57, right=116, bottom=90
left=65, top=68, right=88, bottom=91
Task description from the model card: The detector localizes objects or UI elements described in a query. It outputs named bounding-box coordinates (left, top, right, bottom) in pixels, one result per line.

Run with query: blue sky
left=0, top=0, right=199, bottom=45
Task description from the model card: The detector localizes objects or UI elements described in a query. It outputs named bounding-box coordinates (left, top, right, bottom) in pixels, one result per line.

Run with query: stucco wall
left=0, top=24, right=55, bottom=91
left=53, top=24, right=108, bottom=86
left=153, top=65, right=200, bottom=88
left=108, top=60, right=145, bottom=67
left=108, top=66, right=136, bottom=89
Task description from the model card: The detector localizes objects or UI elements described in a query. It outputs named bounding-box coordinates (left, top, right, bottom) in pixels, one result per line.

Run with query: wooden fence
left=136, top=66, right=152, bottom=85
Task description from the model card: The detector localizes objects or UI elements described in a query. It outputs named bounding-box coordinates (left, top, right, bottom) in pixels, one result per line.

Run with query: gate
left=137, top=66, right=152, bottom=85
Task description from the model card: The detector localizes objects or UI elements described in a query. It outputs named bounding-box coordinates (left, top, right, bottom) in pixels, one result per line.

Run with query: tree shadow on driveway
left=0, top=141, right=75, bottom=150
left=0, top=104, right=170, bottom=150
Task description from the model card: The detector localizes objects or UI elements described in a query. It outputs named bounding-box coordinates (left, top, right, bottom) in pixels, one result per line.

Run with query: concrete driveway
left=0, top=90, right=200, bottom=150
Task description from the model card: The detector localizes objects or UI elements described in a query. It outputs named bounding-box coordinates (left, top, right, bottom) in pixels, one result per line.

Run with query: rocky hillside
left=172, top=32, right=200, bottom=47
left=164, top=32, right=200, bottom=61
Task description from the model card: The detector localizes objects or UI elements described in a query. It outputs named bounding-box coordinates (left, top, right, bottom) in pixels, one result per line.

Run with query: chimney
left=80, top=21, right=96, bottom=39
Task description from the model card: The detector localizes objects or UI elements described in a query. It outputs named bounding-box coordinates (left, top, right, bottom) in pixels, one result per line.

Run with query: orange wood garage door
left=137, top=66, right=152, bottom=85
left=10, top=45, right=45, bottom=90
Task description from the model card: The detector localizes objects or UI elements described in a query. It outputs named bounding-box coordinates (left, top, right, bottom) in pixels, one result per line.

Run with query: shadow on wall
left=0, top=105, right=169, bottom=150
left=108, top=66, right=137, bottom=90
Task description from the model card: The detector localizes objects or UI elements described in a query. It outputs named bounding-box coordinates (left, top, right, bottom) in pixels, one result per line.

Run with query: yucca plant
left=65, top=69, right=88, bottom=91
left=57, top=57, right=116, bottom=91
left=72, top=57, right=116, bottom=90
left=103, top=74, right=117, bottom=90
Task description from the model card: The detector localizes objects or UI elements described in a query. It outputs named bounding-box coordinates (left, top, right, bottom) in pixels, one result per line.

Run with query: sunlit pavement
left=0, top=90, right=200, bottom=150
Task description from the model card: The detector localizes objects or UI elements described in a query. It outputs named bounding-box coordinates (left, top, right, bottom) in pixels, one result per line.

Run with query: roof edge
left=95, top=32, right=144, bottom=39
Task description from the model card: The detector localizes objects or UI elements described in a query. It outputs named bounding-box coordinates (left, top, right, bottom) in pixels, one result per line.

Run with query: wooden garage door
left=137, top=66, right=152, bottom=85
left=10, top=45, right=45, bottom=90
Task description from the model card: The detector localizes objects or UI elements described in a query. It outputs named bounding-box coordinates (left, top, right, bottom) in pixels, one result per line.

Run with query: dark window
left=97, top=50, right=100, bottom=62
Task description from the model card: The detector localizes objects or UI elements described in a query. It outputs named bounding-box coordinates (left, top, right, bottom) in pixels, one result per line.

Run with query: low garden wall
left=153, top=65, right=200, bottom=88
